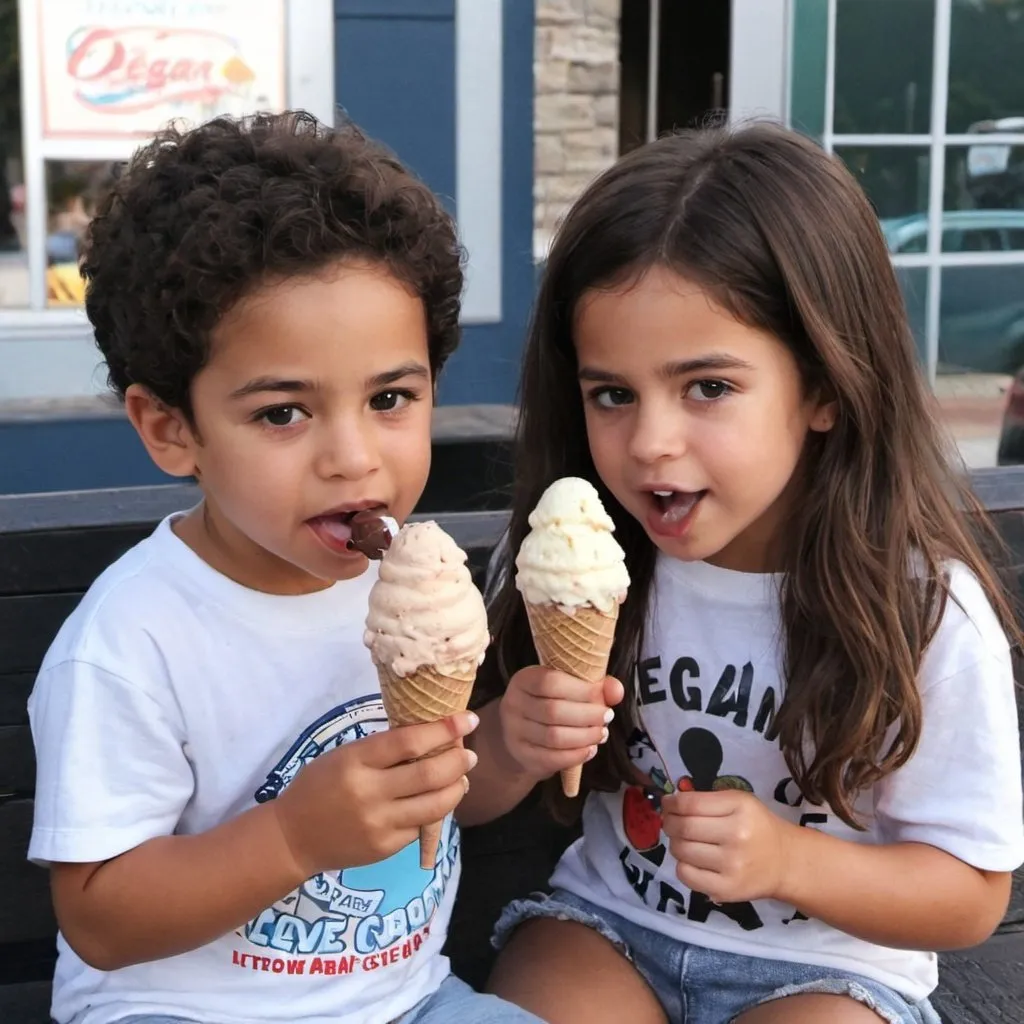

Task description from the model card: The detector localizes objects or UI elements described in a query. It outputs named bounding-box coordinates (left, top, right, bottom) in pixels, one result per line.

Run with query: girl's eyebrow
left=578, top=354, right=754, bottom=383
left=365, top=361, right=430, bottom=389
left=658, top=354, right=754, bottom=378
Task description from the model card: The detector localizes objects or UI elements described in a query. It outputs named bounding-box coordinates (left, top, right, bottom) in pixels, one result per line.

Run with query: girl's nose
left=627, top=403, right=686, bottom=464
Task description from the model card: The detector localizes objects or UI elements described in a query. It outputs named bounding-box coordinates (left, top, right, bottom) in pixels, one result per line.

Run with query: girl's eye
left=687, top=380, right=731, bottom=402
left=369, top=389, right=416, bottom=412
left=258, top=405, right=309, bottom=427
left=592, top=387, right=634, bottom=409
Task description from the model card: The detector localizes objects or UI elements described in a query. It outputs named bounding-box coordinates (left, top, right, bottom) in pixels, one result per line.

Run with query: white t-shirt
left=551, top=555, right=1024, bottom=1002
left=28, top=516, right=457, bottom=1024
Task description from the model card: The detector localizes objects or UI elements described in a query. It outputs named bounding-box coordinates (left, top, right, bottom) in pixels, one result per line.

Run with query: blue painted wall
left=451, top=0, right=536, bottom=407
left=335, top=0, right=535, bottom=405
left=0, top=415, right=174, bottom=496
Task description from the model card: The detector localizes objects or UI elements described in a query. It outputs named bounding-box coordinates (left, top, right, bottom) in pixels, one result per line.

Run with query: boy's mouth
left=646, top=489, right=706, bottom=538
left=307, top=505, right=388, bottom=554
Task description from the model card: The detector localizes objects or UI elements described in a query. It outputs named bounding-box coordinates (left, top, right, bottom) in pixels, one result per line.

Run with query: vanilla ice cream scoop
left=515, top=477, right=630, bottom=614
left=364, top=521, right=489, bottom=678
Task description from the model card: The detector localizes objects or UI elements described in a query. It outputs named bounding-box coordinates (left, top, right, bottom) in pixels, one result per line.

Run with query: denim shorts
left=81, top=973, right=543, bottom=1024
left=493, top=889, right=942, bottom=1024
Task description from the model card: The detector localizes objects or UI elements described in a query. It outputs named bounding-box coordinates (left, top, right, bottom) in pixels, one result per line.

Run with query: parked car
left=881, top=210, right=1024, bottom=375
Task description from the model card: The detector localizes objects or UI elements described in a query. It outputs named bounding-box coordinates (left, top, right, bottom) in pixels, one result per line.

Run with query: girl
left=469, top=123, right=1024, bottom=1023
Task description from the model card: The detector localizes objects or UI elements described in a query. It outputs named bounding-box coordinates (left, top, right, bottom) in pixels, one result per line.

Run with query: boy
left=27, top=110, right=542, bottom=1024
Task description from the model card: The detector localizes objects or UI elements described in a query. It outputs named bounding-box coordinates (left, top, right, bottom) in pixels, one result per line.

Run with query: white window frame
left=821, top=0, right=1024, bottom=382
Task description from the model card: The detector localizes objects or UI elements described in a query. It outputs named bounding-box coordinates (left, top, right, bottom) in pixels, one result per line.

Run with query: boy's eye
left=259, top=405, right=309, bottom=427
left=592, top=386, right=634, bottom=409
left=687, top=380, right=731, bottom=402
left=370, top=389, right=415, bottom=412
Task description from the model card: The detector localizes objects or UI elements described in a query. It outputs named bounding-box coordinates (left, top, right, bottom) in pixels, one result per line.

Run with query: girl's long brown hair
left=476, top=122, right=1019, bottom=828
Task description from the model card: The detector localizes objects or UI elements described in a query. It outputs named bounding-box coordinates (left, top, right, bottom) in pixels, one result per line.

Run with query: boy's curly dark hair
left=82, top=110, right=465, bottom=421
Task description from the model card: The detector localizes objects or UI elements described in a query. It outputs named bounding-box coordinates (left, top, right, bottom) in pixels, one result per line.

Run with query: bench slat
left=0, top=525, right=156, bottom=597
left=0, top=801, right=56, bottom=944
left=0, top=726, right=35, bottom=796
left=0, top=594, right=84, bottom=674
left=0, top=673, right=33, bottom=727
left=0, top=980, right=52, bottom=1023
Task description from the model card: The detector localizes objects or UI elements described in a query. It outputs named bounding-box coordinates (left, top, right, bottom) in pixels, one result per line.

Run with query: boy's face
left=136, top=260, right=434, bottom=594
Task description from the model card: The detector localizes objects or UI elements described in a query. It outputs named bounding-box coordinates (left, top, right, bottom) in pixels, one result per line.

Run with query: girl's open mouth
left=646, top=490, right=706, bottom=538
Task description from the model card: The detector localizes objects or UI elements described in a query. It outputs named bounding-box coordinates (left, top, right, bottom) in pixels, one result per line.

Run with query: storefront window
left=948, top=0, right=1024, bottom=134
left=834, top=0, right=935, bottom=135
left=939, top=264, right=1024, bottom=374
left=2, top=0, right=288, bottom=316
left=44, top=161, right=118, bottom=306
left=896, top=266, right=929, bottom=364
left=792, top=0, right=1024, bottom=468
left=833, top=145, right=930, bottom=223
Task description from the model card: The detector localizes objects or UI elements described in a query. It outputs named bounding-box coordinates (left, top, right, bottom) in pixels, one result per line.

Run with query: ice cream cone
left=363, top=521, right=490, bottom=873
left=525, top=601, right=618, bottom=797
left=377, top=662, right=477, bottom=869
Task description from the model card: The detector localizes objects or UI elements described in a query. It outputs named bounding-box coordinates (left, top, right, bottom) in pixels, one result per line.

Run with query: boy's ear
left=124, top=384, right=199, bottom=478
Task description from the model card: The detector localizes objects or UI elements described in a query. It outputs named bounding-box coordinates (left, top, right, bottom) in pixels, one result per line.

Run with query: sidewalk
left=933, top=373, right=1011, bottom=468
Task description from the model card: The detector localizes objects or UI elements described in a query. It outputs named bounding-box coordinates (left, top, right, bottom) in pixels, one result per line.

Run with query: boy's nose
left=315, top=416, right=381, bottom=480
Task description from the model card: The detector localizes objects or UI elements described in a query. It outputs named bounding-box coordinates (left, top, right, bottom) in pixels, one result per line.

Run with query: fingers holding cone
left=525, top=600, right=619, bottom=797
left=379, top=662, right=476, bottom=868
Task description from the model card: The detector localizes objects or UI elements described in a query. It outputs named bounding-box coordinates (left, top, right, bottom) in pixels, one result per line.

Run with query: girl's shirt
left=551, top=555, right=1024, bottom=1001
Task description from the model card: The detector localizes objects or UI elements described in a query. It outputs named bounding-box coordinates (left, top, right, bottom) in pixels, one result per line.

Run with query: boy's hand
left=661, top=789, right=795, bottom=904
left=498, top=665, right=623, bottom=779
left=271, top=712, right=479, bottom=879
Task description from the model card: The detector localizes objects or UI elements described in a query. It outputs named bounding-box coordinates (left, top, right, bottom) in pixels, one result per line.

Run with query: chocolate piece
left=348, top=510, right=398, bottom=560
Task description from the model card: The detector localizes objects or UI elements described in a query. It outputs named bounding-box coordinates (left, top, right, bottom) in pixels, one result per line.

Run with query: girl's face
left=574, top=265, right=834, bottom=573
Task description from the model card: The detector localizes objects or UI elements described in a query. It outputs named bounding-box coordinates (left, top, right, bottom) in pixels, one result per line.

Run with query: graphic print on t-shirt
left=622, top=727, right=674, bottom=868
left=238, top=695, right=455, bottom=975
left=614, top=650, right=830, bottom=933
left=621, top=721, right=761, bottom=930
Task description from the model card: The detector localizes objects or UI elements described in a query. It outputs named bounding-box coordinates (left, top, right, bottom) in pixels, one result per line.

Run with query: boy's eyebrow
left=230, top=377, right=315, bottom=399
left=229, top=362, right=429, bottom=400
left=366, top=362, right=431, bottom=389
left=577, top=354, right=754, bottom=383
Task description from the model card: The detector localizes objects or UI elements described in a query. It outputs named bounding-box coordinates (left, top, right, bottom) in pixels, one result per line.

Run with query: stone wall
left=534, top=0, right=621, bottom=259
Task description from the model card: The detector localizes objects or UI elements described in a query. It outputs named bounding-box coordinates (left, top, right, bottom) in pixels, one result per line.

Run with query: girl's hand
left=499, top=665, right=624, bottom=779
left=661, top=789, right=796, bottom=904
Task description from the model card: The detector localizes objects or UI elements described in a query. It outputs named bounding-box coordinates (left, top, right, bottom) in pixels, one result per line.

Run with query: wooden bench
left=2, top=473, right=1023, bottom=1023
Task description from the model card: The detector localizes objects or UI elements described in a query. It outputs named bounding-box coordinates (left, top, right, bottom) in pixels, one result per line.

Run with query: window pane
left=942, top=144, right=1024, bottom=251
left=0, top=0, right=26, bottom=307
left=948, top=0, right=1024, bottom=134
left=44, top=161, right=118, bottom=307
left=896, top=266, right=928, bottom=365
left=790, top=0, right=829, bottom=140
left=834, top=146, right=930, bottom=252
left=834, top=0, right=934, bottom=135
left=938, top=265, right=1024, bottom=375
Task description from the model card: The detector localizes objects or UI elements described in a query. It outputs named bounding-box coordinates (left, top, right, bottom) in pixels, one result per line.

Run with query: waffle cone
left=525, top=601, right=618, bottom=798
left=378, top=663, right=476, bottom=869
